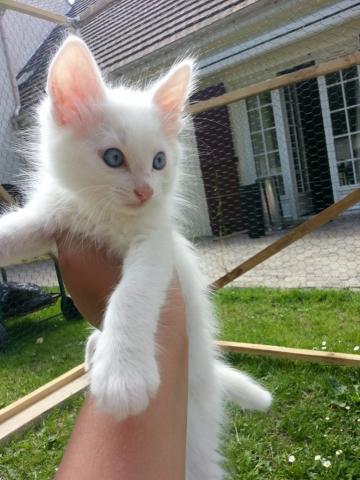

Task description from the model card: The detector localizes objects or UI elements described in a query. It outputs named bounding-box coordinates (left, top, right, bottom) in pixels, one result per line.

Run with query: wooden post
left=189, top=51, right=360, bottom=115
left=0, top=0, right=70, bottom=25
left=211, top=188, right=360, bottom=290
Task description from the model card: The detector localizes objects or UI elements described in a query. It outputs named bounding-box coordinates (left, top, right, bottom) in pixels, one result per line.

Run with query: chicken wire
left=0, top=1, right=78, bottom=356
left=0, top=0, right=359, bottom=379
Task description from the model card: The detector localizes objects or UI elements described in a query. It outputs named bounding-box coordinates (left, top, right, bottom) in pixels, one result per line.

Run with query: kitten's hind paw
left=90, top=354, right=160, bottom=421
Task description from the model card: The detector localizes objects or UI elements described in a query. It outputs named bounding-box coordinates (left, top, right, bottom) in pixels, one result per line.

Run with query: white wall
left=0, top=37, right=20, bottom=184
left=0, top=1, right=69, bottom=184
left=179, top=121, right=212, bottom=238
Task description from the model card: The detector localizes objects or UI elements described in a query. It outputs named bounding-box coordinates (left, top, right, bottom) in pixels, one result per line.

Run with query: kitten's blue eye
left=153, top=152, right=166, bottom=170
left=103, top=148, right=124, bottom=168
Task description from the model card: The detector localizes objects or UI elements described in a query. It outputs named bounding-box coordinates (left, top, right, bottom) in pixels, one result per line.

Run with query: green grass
left=222, top=356, right=360, bottom=479
left=0, top=300, right=89, bottom=408
left=217, top=287, right=360, bottom=353
left=0, top=288, right=359, bottom=479
left=0, top=396, right=84, bottom=479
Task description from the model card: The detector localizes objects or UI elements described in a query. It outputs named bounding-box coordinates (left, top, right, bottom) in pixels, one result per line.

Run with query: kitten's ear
left=152, top=60, right=194, bottom=136
left=47, top=36, right=105, bottom=127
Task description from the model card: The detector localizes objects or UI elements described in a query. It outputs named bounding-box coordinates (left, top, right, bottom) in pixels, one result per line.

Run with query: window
left=283, top=86, right=310, bottom=194
left=325, top=66, right=360, bottom=186
left=246, top=92, right=284, bottom=194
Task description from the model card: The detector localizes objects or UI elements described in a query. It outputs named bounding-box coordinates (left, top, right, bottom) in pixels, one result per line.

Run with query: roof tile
left=17, top=0, right=252, bottom=113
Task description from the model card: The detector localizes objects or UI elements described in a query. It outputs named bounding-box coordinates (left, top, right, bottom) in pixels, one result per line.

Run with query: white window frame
left=318, top=66, right=360, bottom=203
left=241, top=89, right=300, bottom=219
left=237, top=100, right=257, bottom=184
left=272, top=89, right=299, bottom=219
left=282, top=85, right=311, bottom=195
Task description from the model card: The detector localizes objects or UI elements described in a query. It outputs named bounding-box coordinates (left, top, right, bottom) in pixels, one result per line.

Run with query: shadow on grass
left=0, top=299, right=86, bottom=366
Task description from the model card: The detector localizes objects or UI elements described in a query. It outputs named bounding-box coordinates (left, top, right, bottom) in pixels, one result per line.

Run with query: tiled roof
left=17, top=0, right=255, bottom=114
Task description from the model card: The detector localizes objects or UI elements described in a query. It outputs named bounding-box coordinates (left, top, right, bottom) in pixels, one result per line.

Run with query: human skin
left=54, top=236, right=188, bottom=480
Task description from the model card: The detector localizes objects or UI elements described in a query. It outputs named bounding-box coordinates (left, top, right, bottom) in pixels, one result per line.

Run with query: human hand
left=55, top=235, right=121, bottom=327
left=54, top=234, right=188, bottom=480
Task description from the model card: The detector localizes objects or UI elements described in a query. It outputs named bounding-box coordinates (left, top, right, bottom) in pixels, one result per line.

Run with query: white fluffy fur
left=0, top=36, right=271, bottom=479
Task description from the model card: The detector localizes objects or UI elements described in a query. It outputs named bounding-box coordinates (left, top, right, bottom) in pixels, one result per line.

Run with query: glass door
left=283, top=85, right=313, bottom=215
left=319, top=65, right=360, bottom=201
left=246, top=92, right=286, bottom=224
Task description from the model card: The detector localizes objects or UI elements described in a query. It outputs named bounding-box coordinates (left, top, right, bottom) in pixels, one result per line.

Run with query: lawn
left=0, top=288, right=359, bottom=479
left=0, top=301, right=90, bottom=408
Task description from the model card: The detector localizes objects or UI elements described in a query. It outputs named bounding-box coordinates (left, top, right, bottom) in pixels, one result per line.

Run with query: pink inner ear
left=47, top=38, right=105, bottom=127
left=153, top=61, right=193, bottom=136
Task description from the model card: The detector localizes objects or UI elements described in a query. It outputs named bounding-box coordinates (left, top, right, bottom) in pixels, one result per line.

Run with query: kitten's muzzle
left=133, top=185, right=153, bottom=203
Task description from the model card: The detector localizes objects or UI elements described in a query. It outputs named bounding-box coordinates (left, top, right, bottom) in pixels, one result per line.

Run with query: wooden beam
left=0, top=364, right=85, bottom=424
left=217, top=341, right=360, bottom=367
left=0, top=0, right=70, bottom=25
left=211, top=188, right=360, bottom=290
left=1, top=339, right=359, bottom=444
left=189, top=51, right=360, bottom=115
left=0, top=375, right=88, bottom=445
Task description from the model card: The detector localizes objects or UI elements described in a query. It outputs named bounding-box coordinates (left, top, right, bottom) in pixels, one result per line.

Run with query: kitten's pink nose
left=133, top=185, right=153, bottom=203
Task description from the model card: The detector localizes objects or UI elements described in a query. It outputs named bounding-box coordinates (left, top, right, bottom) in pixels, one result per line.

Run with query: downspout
left=0, top=10, right=21, bottom=116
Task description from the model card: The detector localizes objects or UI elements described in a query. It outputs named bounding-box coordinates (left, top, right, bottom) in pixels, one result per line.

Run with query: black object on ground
left=0, top=281, right=59, bottom=350
left=54, top=262, right=82, bottom=321
left=0, top=282, right=58, bottom=319
left=240, top=183, right=266, bottom=238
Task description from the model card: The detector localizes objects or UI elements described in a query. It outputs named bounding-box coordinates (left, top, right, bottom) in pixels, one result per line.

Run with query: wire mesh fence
left=0, top=0, right=359, bottom=405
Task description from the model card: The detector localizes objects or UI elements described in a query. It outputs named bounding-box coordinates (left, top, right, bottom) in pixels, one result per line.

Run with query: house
left=4, top=0, right=360, bottom=238
left=0, top=0, right=72, bottom=185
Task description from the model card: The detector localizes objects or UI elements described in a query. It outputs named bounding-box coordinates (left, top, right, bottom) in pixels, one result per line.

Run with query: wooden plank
left=1, top=339, right=359, bottom=444
left=211, top=188, right=360, bottom=290
left=0, top=375, right=88, bottom=445
left=0, top=0, right=69, bottom=25
left=189, top=51, right=360, bottom=115
left=217, top=341, right=360, bottom=367
left=0, top=364, right=85, bottom=424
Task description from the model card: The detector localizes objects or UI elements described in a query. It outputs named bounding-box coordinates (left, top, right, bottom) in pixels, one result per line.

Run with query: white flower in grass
left=321, top=346, right=327, bottom=350
left=325, top=416, right=330, bottom=421
left=322, top=341, right=327, bottom=346
left=315, top=455, right=322, bottom=461
left=36, top=337, right=44, bottom=344
left=288, top=455, right=296, bottom=463
left=345, top=406, right=350, bottom=411
left=322, top=459, right=331, bottom=468
left=335, top=450, right=343, bottom=456
left=354, top=346, right=359, bottom=351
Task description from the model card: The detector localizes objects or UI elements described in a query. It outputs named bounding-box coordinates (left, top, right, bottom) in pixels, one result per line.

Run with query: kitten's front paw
left=90, top=353, right=160, bottom=421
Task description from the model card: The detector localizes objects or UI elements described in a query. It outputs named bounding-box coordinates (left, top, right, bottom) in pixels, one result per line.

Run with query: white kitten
left=0, top=36, right=271, bottom=479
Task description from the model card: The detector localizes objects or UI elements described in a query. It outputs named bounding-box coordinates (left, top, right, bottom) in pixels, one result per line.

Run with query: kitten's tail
left=216, top=362, right=272, bottom=412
